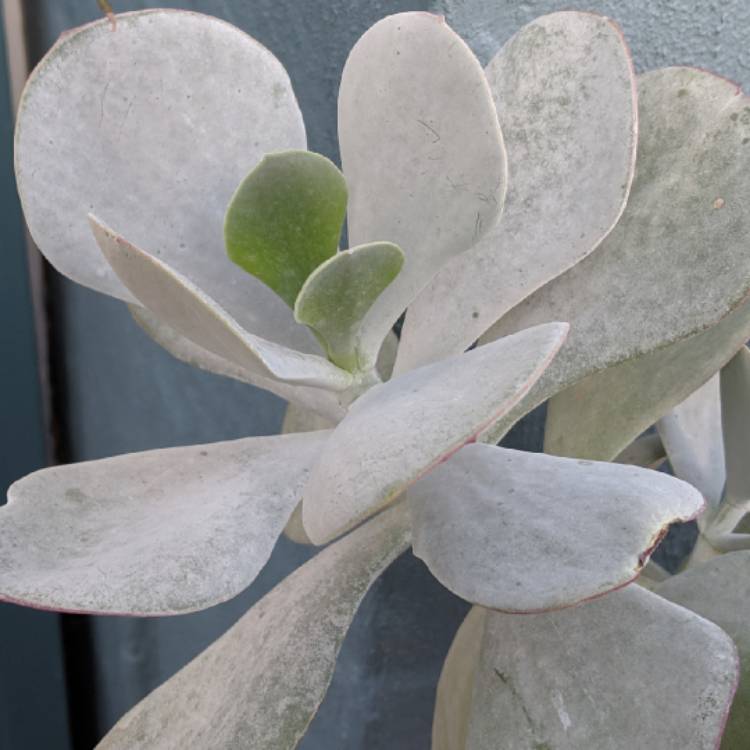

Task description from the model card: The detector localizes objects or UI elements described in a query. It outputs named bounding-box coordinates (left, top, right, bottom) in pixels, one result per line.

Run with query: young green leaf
left=294, top=242, right=404, bottom=370
left=225, top=150, right=347, bottom=307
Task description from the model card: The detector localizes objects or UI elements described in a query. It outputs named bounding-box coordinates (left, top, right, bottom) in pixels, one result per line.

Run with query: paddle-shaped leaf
left=432, top=607, right=486, bottom=750
left=480, top=67, right=750, bottom=446
left=338, top=12, right=507, bottom=369
left=543, top=299, right=750, bottom=461
left=91, top=216, right=352, bottom=391
left=467, top=587, right=738, bottom=749
left=0, top=431, right=329, bottom=615
left=280, top=403, right=336, bottom=546
left=294, top=242, right=404, bottom=370
left=97, top=504, right=410, bottom=749
left=225, top=150, right=347, bottom=307
left=302, top=322, right=568, bottom=545
left=658, top=375, right=725, bottom=506
left=615, top=432, right=666, bottom=469
left=658, top=551, right=750, bottom=749
left=15, top=9, right=313, bottom=351
left=722, top=346, right=750, bottom=507
left=397, top=10, right=637, bottom=373
left=410, top=443, right=703, bottom=612
left=129, top=305, right=347, bottom=422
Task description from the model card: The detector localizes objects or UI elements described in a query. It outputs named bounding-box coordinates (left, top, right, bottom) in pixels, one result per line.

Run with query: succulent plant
left=4, top=6, right=750, bottom=749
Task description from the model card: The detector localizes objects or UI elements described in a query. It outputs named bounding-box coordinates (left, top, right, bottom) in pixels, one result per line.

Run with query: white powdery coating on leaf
left=97, top=504, right=411, bottom=749
left=129, top=305, right=347, bottom=422
left=0, top=431, right=329, bottom=615
left=398, top=10, right=637, bottom=373
left=410, top=443, right=703, bottom=612
left=92, top=216, right=352, bottom=392
left=338, top=11, right=507, bottom=368
left=467, top=587, right=738, bottom=749
left=481, top=67, right=750, bottom=447
left=658, top=551, right=750, bottom=747
left=432, top=606, right=487, bottom=750
left=15, top=9, right=314, bottom=352
left=657, top=374, right=725, bottom=506
left=720, top=346, right=750, bottom=505
left=543, top=298, right=750, bottom=462
left=301, top=322, right=568, bottom=545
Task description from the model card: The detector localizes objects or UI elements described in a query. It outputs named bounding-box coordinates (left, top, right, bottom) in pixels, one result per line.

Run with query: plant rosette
left=5, top=8, right=750, bottom=749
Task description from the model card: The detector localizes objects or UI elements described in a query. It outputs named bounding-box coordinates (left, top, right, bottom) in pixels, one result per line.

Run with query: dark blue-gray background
left=2, top=1, right=749, bottom=748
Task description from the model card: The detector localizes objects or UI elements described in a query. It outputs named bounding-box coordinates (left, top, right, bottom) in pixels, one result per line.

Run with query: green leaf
left=225, top=150, right=347, bottom=308
left=294, top=242, right=404, bottom=370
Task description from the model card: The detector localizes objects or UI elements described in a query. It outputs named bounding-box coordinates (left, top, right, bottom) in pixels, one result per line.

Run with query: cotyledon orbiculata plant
left=4, top=7, right=750, bottom=749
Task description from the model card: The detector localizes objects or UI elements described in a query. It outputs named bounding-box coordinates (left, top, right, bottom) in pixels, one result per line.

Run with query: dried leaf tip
left=97, top=0, right=117, bottom=31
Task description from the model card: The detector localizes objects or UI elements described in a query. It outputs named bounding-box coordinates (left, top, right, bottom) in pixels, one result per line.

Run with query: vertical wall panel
left=0, top=4, right=71, bottom=749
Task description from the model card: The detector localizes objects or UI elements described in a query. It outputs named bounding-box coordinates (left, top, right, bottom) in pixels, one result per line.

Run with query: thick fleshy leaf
left=98, top=504, right=411, bottom=749
left=697, top=347, right=750, bottom=543
left=15, top=9, right=313, bottom=352
left=480, top=68, right=750, bottom=446
left=338, top=12, right=507, bottom=368
left=615, top=432, right=666, bottom=469
left=302, top=322, right=568, bottom=545
left=129, top=306, right=346, bottom=422
left=657, top=375, right=725, bottom=505
left=543, top=298, right=750, bottom=461
left=280, top=403, right=337, bottom=546
left=397, top=10, right=637, bottom=373
left=467, top=586, right=738, bottom=749
left=722, top=346, right=750, bottom=506
left=410, top=443, right=703, bottom=613
left=225, top=150, right=347, bottom=308
left=432, top=607, right=486, bottom=750
left=0, top=431, right=329, bottom=615
left=294, top=242, right=404, bottom=370
left=91, top=216, right=352, bottom=391
left=658, top=551, right=750, bottom=749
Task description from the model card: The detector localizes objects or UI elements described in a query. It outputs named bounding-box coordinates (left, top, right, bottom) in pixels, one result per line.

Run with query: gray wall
left=0, top=5, right=70, bottom=748
left=14, top=1, right=750, bottom=748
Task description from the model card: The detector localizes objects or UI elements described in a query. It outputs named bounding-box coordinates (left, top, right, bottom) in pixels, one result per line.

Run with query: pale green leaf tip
left=224, top=149, right=348, bottom=308
left=294, top=241, right=405, bottom=371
